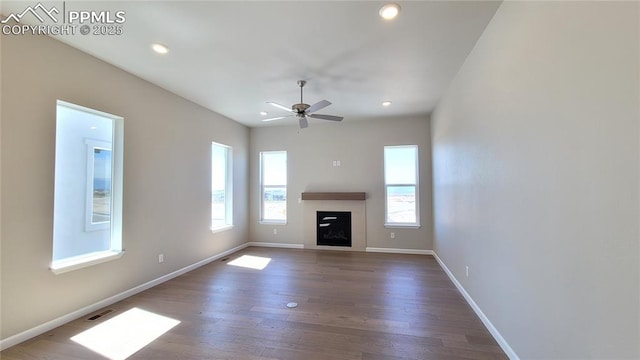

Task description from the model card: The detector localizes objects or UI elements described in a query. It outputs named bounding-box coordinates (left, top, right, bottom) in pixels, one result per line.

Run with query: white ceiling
left=2, top=1, right=501, bottom=128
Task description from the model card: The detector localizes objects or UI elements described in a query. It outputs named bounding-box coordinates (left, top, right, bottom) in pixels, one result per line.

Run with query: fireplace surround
left=302, top=192, right=366, bottom=251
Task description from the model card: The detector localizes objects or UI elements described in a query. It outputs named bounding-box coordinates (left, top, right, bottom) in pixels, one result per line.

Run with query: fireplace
left=316, top=211, right=352, bottom=247
left=302, top=193, right=365, bottom=251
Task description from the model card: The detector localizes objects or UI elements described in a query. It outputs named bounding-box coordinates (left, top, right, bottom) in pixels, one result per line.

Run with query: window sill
left=384, top=224, right=421, bottom=229
left=259, top=220, right=287, bottom=225
left=51, top=250, right=124, bottom=275
left=211, top=225, right=233, bottom=234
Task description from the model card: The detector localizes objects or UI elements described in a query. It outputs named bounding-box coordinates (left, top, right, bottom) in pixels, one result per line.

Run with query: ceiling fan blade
left=299, top=116, right=309, bottom=129
left=305, top=100, right=331, bottom=114
left=266, top=102, right=293, bottom=112
left=308, top=114, right=344, bottom=122
left=262, top=115, right=293, bottom=122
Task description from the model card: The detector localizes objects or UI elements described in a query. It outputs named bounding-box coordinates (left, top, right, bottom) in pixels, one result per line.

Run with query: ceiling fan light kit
left=263, top=80, right=344, bottom=129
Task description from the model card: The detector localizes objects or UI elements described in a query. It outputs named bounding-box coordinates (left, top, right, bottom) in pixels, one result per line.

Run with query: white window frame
left=260, top=151, right=287, bottom=224
left=85, top=139, right=112, bottom=232
left=384, top=145, right=420, bottom=228
left=51, top=100, right=124, bottom=274
left=211, top=142, right=233, bottom=231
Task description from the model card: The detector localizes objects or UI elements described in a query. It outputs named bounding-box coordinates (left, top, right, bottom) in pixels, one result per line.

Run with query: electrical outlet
left=273, top=228, right=277, bottom=235
left=466, top=266, right=469, bottom=277
left=159, top=254, right=164, bottom=263
left=336, top=160, right=341, bottom=166
left=390, top=232, right=395, bottom=239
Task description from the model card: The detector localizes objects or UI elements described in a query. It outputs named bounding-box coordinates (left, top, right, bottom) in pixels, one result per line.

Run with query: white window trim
left=384, top=223, right=422, bottom=229
left=259, top=151, right=287, bottom=224
left=259, top=220, right=288, bottom=225
left=52, top=100, right=124, bottom=274
left=51, top=250, right=125, bottom=275
left=384, top=145, right=420, bottom=228
left=211, top=224, right=234, bottom=234
left=211, top=142, right=233, bottom=231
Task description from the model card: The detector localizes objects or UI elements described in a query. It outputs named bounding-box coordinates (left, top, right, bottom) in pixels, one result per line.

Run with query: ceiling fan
left=263, top=80, right=344, bottom=128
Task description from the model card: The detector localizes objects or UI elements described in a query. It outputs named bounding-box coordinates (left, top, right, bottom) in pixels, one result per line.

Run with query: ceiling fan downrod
left=297, top=80, right=306, bottom=104
left=293, top=80, right=309, bottom=114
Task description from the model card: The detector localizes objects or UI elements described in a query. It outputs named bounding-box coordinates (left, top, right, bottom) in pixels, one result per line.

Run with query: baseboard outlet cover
left=0, top=243, right=250, bottom=351
left=366, top=247, right=433, bottom=255
left=247, top=242, right=304, bottom=249
left=432, top=252, right=520, bottom=360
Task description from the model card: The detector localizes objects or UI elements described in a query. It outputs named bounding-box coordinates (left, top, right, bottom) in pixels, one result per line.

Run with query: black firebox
left=316, top=211, right=352, bottom=247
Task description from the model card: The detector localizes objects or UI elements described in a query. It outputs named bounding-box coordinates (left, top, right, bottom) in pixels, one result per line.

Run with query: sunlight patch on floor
left=70, top=307, right=180, bottom=360
left=228, top=254, right=272, bottom=270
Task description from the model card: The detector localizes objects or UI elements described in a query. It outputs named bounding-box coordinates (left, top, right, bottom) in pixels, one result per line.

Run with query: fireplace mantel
left=301, top=192, right=366, bottom=201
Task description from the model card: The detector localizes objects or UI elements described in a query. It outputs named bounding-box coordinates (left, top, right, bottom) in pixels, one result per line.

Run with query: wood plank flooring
left=1, top=247, right=507, bottom=359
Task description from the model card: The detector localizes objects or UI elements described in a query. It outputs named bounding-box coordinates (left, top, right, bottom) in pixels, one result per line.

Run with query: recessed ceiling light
left=151, top=43, right=169, bottom=55
left=379, top=3, right=401, bottom=20
left=260, top=111, right=268, bottom=116
left=382, top=101, right=392, bottom=107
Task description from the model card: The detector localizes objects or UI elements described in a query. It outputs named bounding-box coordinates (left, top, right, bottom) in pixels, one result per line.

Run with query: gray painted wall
left=1, top=33, right=249, bottom=339
left=431, top=1, right=639, bottom=358
left=249, top=116, right=433, bottom=251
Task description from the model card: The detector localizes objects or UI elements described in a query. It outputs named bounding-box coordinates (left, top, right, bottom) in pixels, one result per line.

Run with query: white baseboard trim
left=247, top=242, right=304, bottom=249
left=247, top=243, right=430, bottom=254
left=432, top=252, right=519, bottom=360
left=366, top=247, right=434, bottom=255
left=0, top=243, right=249, bottom=351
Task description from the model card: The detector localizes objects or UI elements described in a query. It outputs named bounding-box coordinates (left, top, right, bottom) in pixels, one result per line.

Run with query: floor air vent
left=87, top=309, right=113, bottom=321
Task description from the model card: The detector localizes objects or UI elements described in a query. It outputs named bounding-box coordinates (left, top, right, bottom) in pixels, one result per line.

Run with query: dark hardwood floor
left=1, top=247, right=507, bottom=359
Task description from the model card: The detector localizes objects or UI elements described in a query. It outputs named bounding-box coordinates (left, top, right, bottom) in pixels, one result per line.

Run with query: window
left=85, top=140, right=112, bottom=231
left=384, top=145, right=419, bottom=227
left=211, top=142, right=232, bottom=230
left=52, top=101, right=124, bottom=273
left=260, top=151, right=287, bottom=223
